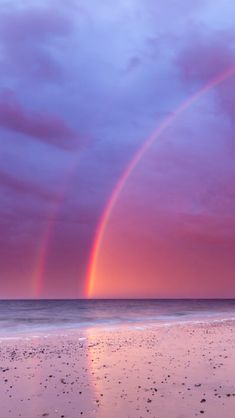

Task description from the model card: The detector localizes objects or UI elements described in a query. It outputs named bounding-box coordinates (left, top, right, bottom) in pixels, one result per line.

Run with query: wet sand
left=1, top=319, right=235, bottom=418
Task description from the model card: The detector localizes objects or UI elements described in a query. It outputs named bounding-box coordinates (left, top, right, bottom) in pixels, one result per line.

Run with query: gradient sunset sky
left=0, top=0, right=235, bottom=298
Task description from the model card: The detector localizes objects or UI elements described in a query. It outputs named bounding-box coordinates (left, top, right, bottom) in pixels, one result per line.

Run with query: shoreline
left=1, top=313, right=235, bottom=341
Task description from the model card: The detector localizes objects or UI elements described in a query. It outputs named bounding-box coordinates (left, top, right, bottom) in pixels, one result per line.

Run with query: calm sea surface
left=0, top=299, right=234, bottom=336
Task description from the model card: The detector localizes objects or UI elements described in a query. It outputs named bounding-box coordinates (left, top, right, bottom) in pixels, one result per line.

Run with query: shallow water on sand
left=0, top=299, right=235, bottom=336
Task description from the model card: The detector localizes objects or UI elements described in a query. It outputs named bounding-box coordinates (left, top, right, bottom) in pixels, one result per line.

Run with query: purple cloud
left=0, top=5, right=73, bottom=82
left=176, top=35, right=235, bottom=131
left=0, top=90, right=79, bottom=149
left=0, top=169, right=58, bottom=201
left=0, top=7, right=71, bottom=42
left=176, top=36, right=235, bottom=84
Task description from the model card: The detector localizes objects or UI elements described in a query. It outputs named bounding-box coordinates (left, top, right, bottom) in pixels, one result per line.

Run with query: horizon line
left=0, top=297, right=234, bottom=301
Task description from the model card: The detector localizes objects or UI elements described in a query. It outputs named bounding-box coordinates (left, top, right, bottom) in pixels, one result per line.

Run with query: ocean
left=0, top=299, right=235, bottom=337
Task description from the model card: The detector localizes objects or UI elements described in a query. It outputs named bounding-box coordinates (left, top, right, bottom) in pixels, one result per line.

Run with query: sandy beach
left=1, top=319, right=235, bottom=418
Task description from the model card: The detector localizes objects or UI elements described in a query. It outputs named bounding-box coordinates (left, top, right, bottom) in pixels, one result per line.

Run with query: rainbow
left=32, top=203, right=60, bottom=297
left=31, top=157, right=80, bottom=297
left=86, top=65, right=235, bottom=298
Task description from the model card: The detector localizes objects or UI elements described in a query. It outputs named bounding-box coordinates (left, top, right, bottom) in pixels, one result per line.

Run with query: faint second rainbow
left=31, top=157, right=80, bottom=298
left=86, top=65, right=235, bottom=298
